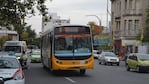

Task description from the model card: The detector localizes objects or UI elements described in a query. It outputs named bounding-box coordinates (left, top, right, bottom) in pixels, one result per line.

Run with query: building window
left=124, top=20, right=127, bottom=35
left=116, top=21, right=121, bottom=35
left=125, top=0, right=127, bottom=9
left=134, top=20, right=139, bottom=34
left=129, top=0, right=133, bottom=9
left=119, top=1, right=121, bottom=13
left=135, top=0, right=140, bottom=10
left=135, top=0, right=140, bottom=14
left=128, top=20, right=132, bottom=35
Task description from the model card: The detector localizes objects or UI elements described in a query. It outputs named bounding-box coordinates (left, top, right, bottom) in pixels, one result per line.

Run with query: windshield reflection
left=54, top=34, right=91, bottom=56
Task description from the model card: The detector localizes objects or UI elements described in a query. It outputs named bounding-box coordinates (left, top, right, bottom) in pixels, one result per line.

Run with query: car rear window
left=104, top=52, right=116, bottom=57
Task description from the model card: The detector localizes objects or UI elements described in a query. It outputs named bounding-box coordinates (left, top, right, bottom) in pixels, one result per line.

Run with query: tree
left=0, top=0, right=49, bottom=46
left=21, top=31, right=29, bottom=40
left=87, top=21, right=103, bottom=36
left=87, top=21, right=96, bottom=34
left=0, top=0, right=49, bottom=35
left=21, top=25, right=36, bottom=45
left=142, top=6, right=149, bottom=42
left=136, top=6, right=149, bottom=42
left=0, top=36, right=11, bottom=50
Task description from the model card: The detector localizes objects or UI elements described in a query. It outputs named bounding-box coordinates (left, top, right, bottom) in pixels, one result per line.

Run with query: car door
left=101, top=53, right=106, bottom=63
left=127, top=55, right=134, bottom=68
left=98, top=52, right=103, bottom=62
left=129, top=55, right=138, bottom=69
left=131, top=56, right=138, bottom=69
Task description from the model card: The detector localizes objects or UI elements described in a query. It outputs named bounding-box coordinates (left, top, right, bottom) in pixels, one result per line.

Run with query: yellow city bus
left=41, top=25, right=94, bottom=74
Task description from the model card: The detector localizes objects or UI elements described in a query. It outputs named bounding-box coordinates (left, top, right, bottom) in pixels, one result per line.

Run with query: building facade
left=110, top=0, right=149, bottom=59
left=42, top=13, right=70, bottom=32
left=0, top=26, right=19, bottom=41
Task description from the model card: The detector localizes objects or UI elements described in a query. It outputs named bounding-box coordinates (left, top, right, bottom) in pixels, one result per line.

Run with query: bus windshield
left=54, top=34, right=92, bottom=56
left=4, top=46, right=21, bottom=53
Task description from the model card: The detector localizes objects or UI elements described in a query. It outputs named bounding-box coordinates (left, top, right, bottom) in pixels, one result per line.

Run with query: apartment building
left=0, top=27, right=19, bottom=41
left=110, top=0, right=149, bottom=59
left=42, top=13, right=70, bottom=33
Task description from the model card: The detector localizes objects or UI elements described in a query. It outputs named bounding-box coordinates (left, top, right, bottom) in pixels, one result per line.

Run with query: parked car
left=31, top=49, right=41, bottom=63
left=0, top=55, right=25, bottom=84
left=126, top=53, right=149, bottom=73
left=98, top=51, right=120, bottom=66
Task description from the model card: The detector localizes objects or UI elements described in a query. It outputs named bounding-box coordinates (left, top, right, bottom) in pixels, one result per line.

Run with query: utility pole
left=86, top=15, right=103, bottom=50
left=106, top=0, right=109, bottom=33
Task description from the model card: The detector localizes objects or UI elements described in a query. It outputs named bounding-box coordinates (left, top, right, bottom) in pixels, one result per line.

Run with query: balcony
left=122, top=9, right=142, bottom=16
left=121, top=30, right=139, bottom=40
left=113, top=30, right=121, bottom=39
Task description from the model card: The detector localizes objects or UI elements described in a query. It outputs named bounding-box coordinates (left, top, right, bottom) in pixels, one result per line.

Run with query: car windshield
left=0, top=57, right=20, bottom=69
left=54, top=34, right=92, bottom=56
left=138, top=54, right=149, bottom=61
left=104, top=52, right=116, bottom=57
left=4, top=46, right=21, bottom=53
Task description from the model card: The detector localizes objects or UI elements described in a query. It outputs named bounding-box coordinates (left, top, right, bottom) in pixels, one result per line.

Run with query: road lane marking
left=64, top=77, right=76, bottom=83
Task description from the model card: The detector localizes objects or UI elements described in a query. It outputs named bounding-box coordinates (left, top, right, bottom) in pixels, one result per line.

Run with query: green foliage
left=142, top=6, right=149, bottom=42
left=87, top=21, right=97, bottom=34
left=0, top=36, right=11, bottom=48
left=20, top=25, right=36, bottom=45
left=0, top=0, right=48, bottom=29
left=31, top=38, right=41, bottom=48
left=0, top=0, right=48, bottom=46
left=87, top=21, right=96, bottom=29
left=136, top=33, right=141, bottom=40
left=21, top=32, right=29, bottom=40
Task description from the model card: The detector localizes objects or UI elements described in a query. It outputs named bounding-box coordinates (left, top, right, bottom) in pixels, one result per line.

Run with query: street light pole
left=86, top=15, right=102, bottom=51
left=107, top=0, right=109, bottom=28
left=86, top=15, right=101, bottom=26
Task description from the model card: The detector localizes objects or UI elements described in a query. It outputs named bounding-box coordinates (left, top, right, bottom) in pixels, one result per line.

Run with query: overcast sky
left=26, top=0, right=111, bottom=34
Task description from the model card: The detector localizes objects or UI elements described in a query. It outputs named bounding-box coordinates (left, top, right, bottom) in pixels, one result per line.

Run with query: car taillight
left=13, top=68, right=25, bottom=80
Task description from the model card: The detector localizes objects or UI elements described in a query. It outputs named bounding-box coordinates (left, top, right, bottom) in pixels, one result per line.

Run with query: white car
left=0, top=55, right=25, bottom=84
left=93, top=50, right=102, bottom=59
left=98, top=52, right=120, bottom=66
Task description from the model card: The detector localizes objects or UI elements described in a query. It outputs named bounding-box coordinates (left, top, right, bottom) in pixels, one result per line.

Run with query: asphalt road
left=24, top=60, right=149, bottom=84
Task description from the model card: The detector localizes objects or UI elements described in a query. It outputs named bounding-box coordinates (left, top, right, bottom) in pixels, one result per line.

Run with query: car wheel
left=98, top=59, right=101, bottom=64
left=104, top=61, right=107, bottom=65
left=117, top=63, right=119, bottom=66
left=99, top=61, right=101, bottom=64
left=100, top=60, right=103, bottom=65
left=136, top=66, right=142, bottom=73
left=126, top=65, right=130, bottom=71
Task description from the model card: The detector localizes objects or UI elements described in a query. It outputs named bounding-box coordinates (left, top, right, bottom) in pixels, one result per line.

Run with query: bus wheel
left=80, top=69, right=86, bottom=75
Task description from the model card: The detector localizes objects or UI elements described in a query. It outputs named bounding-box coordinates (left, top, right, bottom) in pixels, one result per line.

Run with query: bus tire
left=80, top=69, right=86, bottom=75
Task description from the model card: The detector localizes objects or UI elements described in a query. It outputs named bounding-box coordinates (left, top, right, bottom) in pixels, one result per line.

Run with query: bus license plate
left=80, top=61, right=85, bottom=65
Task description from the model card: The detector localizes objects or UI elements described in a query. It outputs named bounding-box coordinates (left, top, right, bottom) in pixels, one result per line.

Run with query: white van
left=3, top=41, right=30, bottom=68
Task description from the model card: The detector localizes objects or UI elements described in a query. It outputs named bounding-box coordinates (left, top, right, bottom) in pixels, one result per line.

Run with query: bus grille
left=55, top=56, right=90, bottom=60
